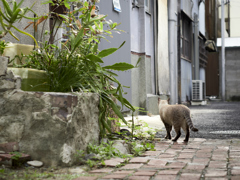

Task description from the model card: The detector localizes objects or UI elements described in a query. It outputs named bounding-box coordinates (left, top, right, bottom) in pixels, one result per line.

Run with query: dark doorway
left=206, top=52, right=219, bottom=97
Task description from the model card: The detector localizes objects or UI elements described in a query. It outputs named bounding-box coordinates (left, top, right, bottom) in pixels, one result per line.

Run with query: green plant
left=74, top=140, right=131, bottom=169
left=0, top=39, right=8, bottom=55
left=131, top=141, right=145, bottom=156
left=86, top=159, right=97, bottom=168
left=16, top=0, right=136, bottom=138
left=130, top=141, right=155, bottom=156
left=0, top=0, right=38, bottom=46
left=9, top=151, right=22, bottom=161
left=87, top=141, right=121, bottom=159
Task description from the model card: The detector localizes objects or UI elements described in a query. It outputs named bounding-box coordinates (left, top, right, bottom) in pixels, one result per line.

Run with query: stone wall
left=0, top=56, right=100, bottom=166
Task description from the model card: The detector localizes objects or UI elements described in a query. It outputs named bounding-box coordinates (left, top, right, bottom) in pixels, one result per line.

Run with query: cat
left=158, top=98, right=198, bottom=142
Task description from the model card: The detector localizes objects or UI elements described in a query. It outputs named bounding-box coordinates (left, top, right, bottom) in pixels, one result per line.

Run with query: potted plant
left=19, top=0, right=136, bottom=137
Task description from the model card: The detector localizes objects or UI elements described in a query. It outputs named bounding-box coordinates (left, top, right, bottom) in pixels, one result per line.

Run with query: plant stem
left=131, top=111, right=134, bottom=140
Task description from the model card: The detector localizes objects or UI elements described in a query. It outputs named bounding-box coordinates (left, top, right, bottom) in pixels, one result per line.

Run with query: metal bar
left=221, top=0, right=225, bottom=101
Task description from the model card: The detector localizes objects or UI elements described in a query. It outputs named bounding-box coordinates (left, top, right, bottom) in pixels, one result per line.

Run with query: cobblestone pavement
left=74, top=138, right=240, bottom=180
left=156, top=101, right=240, bottom=139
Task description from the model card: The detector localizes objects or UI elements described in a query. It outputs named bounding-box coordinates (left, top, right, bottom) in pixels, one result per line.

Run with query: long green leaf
left=64, top=2, right=71, bottom=9
left=118, top=41, right=125, bottom=49
left=86, top=54, right=103, bottom=63
left=16, top=0, right=26, bottom=9
left=71, top=28, right=84, bottom=54
left=110, top=101, right=127, bottom=125
left=103, top=62, right=134, bottom=71
left=114, top=94, right=135, bottom=111
left=0, top=8, right=10, bottom=22
left=2, top=0, right=13, bottom=16
left=8, top=30, right=19, bottom=41
left=98, top=48, right=118, bottom=58
left=10, top=8, right=21, bottom=23
left=100, top=115, right=112, bottom=133
left=13, top=26, right=38, bottom=46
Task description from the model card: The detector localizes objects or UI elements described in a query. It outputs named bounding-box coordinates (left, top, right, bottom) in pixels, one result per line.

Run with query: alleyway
left=73, top=101, right=240, bottom=180
left=155, top=101, right=240, bottom=140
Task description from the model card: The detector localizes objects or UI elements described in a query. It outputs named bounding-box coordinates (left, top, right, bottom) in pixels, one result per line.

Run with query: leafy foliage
left=0, top=0, right=38, bottom=45
left=14, top=0, right=136, bottom=137
left=0, top=40, right=8, bottom=55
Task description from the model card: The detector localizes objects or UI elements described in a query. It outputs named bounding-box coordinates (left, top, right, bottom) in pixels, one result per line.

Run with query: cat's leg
left=172, top=126, right=181, bottom=141
left=183, top=124, right=190, bottom=142
left=163, top=122, right=172, bottom=139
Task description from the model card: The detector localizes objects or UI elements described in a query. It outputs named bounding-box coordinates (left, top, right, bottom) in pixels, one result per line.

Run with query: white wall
left=130, top=7, right=140, bottom=52
left=230, top=1, right=240, bottom=37
left=199, top=2, right=205, bottom=35
left=158, top=0, right=169, bottom=95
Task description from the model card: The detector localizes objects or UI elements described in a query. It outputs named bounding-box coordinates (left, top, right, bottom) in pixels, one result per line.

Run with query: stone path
left=74, top=138, right=240, bottom=180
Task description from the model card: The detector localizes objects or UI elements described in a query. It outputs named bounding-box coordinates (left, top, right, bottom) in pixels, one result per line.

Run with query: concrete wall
left=230, top=1, right=240, bottom=37
left=0, top=57, right=100, bottom=167
left=181, top=0, right=194, bottom=18
left=130, top=0, right=157, bottom=114
left=0, top=0, right=50, bottom=45
left=224, top=47, right=240, bottom=100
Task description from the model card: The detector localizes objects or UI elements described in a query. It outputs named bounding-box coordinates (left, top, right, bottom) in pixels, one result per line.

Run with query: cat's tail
left=185, top=116, right=198, bottom=132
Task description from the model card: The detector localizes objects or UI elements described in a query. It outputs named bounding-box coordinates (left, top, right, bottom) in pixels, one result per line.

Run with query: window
left=199, top=38, right=208, bottom=67
left=181, top=13, right=192, bottom=61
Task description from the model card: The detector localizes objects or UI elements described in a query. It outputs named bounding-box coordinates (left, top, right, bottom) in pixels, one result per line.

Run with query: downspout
left=215, top=0, right=218, bottom=40
left=221, top=0, right=225, bottom=101
left=194, top=13, right=199, bottom=80
left=153, top=0, right=158, bottom=95
left=177, top=0, right=181, bottom=104
left=168, top=0, right=178, bottom=104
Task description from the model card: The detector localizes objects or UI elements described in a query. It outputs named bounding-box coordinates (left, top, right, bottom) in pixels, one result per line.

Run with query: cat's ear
left=158, top=97, right=161, bottom=104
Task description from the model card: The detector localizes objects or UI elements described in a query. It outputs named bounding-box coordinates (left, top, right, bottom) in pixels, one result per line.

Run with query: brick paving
left=75, top=138, right=240, bottom=180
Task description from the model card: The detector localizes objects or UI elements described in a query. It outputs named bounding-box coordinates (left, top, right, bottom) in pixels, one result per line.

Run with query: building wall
left=181, top=0, right=193, bottom=18
left=0, top=0, right=50, bottom=45
left=98, top=0, right=132, bottom=111
left=225, top=47, right=240, bottom=100
left=130, top=0, right=156, bottom=114
left=180, top=0, right=197, bottom=102
left=230, top=1, right=240, bottom=37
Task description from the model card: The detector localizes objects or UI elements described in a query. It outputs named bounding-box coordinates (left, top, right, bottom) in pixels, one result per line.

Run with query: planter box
left=8, top=68, right=49, bottom=92
left=0, top=63, right=100, bottom=166
left=3, top=43, right=34, bottom=66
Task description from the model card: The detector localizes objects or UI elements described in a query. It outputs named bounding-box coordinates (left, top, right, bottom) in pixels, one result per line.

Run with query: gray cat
left=158, top=98, right=198, bottom=142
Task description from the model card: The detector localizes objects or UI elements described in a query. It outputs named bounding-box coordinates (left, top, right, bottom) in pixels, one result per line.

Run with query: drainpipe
left=221, top=0, right=225, bottom=101
left=168, top=0, right=178, bottom=104
left=194, top=13, right=199, bottom=80
left=153, top=0, right=158, bottom=95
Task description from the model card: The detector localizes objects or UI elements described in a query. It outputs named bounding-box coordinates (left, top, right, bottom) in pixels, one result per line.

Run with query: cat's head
left=158, top=98, right=170, bottom=105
